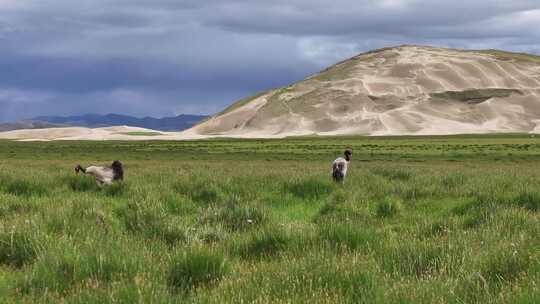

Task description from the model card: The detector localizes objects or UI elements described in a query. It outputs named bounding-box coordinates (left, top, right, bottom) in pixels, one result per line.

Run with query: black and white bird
left=75, top=161, right=124, bottom=186
left=331, top=149, right=352, bottom=183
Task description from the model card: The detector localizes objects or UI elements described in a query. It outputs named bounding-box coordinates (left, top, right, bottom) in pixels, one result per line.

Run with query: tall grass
left=115, top=201, right=186, bottom=245
left=0, top=137, right=539, bottom=303
left=285, top=178, right=334, bottom=200
left=233, top=229, right=290, bottom=259
left=0, top=230, right=40, bottom=268
left=2, top=179, right=48, bottom=197
left=168, top=250, right=230, bottom=293
left=19, top=238, right=142, bottom=294
left=376, top=198, right=403, bottom=218
left=318, top=223, right=377, bottom=251
left=201, top=196, right=268, bottom=232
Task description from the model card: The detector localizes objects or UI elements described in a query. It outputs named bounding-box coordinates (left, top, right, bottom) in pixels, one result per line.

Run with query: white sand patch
left=0, top=126, right=180, bottom=141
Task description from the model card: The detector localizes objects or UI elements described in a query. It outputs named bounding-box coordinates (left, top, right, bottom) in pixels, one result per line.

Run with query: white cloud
left=377, top=0, right=413, bottom=9
left=298, top=38, right=359, bottom=67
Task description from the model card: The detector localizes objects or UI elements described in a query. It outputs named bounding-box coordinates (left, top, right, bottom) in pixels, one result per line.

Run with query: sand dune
left=2, top=45, right=540, bottom=141
left=0, top=126, right=172, bottom=141
left=189, top=45, right=540, bottom=137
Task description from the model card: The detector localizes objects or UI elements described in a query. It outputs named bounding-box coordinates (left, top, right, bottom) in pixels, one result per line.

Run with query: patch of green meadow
left=0, top=135, right=538, bottom=303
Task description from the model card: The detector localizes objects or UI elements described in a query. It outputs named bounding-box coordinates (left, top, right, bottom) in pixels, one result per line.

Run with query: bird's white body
left=332, top=157, right=349, bottom=176
left=85, top=166, right=116, bottom=186
left=331, top=150, right=351, bottom=183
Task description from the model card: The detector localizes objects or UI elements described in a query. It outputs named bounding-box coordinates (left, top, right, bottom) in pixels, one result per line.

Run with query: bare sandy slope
left=189, top=45, right=540, bottom=137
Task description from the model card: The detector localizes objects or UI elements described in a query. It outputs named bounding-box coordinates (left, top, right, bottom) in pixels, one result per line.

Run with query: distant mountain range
left=0, top=114, right=209, bottom=132
left=0, top=121, right=67, bottom=132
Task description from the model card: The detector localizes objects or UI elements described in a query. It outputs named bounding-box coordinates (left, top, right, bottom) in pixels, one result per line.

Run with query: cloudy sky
left=0, top=0, right=539, bottom=122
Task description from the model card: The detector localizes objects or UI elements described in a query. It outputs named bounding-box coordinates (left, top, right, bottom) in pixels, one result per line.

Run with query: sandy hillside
left=189, top=45, right=540, bottom=137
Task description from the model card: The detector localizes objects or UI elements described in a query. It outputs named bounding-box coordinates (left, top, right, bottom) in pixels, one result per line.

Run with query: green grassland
left=0, top=134, right=538, bottom=303
left=118, top=132, right=164, bottom=136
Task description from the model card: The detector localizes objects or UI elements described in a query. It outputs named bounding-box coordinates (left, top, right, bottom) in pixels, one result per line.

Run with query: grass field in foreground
left=0, top=134, right=538, bottom=303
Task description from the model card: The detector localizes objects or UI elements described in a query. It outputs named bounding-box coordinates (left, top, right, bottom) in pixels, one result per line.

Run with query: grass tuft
left=319, top=223, right=376, bottom=251
left=376, top=198, right=402, bottom=218
left=481, top=249, right=531, bottom=284
left=202, top=196, right=268, bottom=232
left=0, top=230, right=39, bottom=268
left=235, top=229, right=290, bottom=259
left=315, top=191, right=369, bottom=223
left=3, top=179, right=48, bottom=197
left=102, top=182, right=128, bottom=197
left=168, top=250, right=230, bottom=293
left=65, top=175, right=97, bottom=192
left=379, top=242, right=445, bottom=277
left=513, top=191, right=540, bottom=212
left=20, top=239, right=140, bottom=294
left=115, top=201, right=186, bottom=245
left=286, top=178, right=334, bottom=200
left=456, top=248, right=531, bottom=303
left=176, top=180, right=222, bottom=204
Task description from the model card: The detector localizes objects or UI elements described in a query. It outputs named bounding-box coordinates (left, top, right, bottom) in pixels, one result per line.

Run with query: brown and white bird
left=331, top=149, right=352, bottom=183
left=75, top=161, right=124, bottom=186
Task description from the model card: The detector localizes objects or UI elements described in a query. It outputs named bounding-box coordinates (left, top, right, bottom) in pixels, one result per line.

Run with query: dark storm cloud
left=0, top=0, right=539, bottom=122
left=206, top=1, right=540, bottom=36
